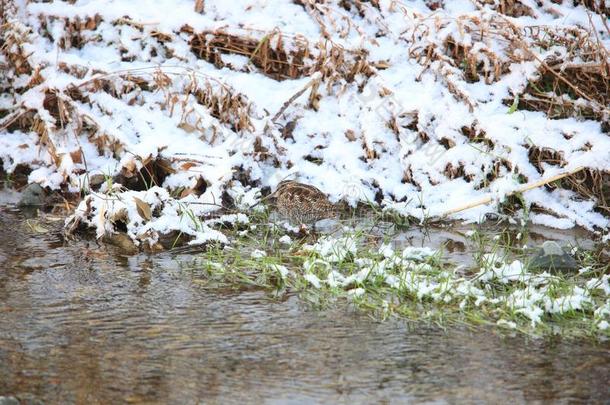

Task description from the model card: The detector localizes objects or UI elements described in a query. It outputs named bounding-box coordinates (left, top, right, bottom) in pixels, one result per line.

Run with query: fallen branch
left=271, top=71, right=322, bottom=123
left=550, top=61, right=608, bottom=72
left=0, top=106, right=27, bottom=131
left=441, top=166, right=585, bottom=218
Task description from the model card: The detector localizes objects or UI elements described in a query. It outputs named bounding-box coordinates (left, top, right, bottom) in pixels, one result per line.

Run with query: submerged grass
left=184, top=213, right=610, bottom=340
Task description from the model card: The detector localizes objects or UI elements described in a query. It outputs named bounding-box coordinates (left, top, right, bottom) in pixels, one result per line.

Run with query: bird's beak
left=248, top=189, right=277, bottom=209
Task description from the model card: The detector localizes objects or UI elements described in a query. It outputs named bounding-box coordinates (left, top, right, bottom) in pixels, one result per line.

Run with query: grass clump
left=185, top=218, right=610, bottom=340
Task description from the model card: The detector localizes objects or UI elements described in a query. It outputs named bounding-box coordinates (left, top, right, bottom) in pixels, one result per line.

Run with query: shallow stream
left=1, top=203, right=609, bottom=403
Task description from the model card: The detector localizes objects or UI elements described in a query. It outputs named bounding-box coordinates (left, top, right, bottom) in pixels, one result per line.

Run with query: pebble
left=17, top=183, right=46, bottom=207
left=530, top=241, right=578, bottom=272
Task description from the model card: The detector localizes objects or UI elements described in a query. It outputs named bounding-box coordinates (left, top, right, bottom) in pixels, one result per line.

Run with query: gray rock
left=17, top=183, right=47, bottom=207
left=0, top=396, right=20, bottom=405
left=16, top=394, right=44, bottom=405
left=102, top=232, right=139, bottom=255
left=530, top=241, right=579, bottom=272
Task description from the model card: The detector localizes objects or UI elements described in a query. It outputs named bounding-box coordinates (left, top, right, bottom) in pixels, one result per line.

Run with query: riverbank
left=2, top=1, right=609, bottom=242
left=1, top=0, right=610, bottom=338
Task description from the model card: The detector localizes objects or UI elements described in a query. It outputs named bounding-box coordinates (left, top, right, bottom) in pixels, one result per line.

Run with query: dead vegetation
left=514, top=26, right=610, bottom=124
left=478, top=0, right=534, bottom=17
left=188, top=26, right=375, bottom=86
left=1, top=13, right=259, bottom=175
left=38, top=14, right=102, bottom=50
left=188, top=28, right=311, bottom=80
left=1, top=0, right=610, bottom=230
left=528, top=146, right=610, bottom=216
left=573, top=0, right=610, bottom=16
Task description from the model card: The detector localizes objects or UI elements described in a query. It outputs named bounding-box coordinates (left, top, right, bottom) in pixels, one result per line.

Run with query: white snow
left=294, top=232, right=609, bottom=333
left=278, top=235, right=292, bottom=245
left=6, top=1, right=610, bottom=338
left=2, top=1, right=609, bottom=244
left=304, top=272, right=321, bottom=289
left=304, top=235, right=357, bottom=263
left=250, top=249, right=267, bottom=259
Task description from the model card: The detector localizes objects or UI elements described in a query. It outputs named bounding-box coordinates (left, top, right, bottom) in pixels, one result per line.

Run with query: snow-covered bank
left=1, top=0, right=609, bottom=244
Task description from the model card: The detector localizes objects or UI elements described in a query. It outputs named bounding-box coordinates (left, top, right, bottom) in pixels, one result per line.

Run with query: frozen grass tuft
left=184, top=217, right=610, bottom=340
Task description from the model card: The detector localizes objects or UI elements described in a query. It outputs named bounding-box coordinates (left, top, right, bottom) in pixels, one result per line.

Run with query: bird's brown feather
left=271, top=180, right=336, bottom=224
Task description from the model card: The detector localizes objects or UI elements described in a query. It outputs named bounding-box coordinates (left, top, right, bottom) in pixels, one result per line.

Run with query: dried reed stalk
left=272, top=72, right=322, bottom=122
left=441, top=166, right=585, bottom=217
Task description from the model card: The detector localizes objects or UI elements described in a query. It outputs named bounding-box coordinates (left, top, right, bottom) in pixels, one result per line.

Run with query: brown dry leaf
left=141, top=154, right=154, bottom=166
left=85, top=17, right=97, bottom=30
left=122, top=159, right=137, bottom=177
left=110, top=207, right=128, bottom=223
left=18, top=144, right=29, bottom=149
left=180, top=161, right=198, bottom=171
left=89, top=173, right=106, bottom=186
left=345, top=129, right=356, bottom=142
left=133, top=197, right=152, bottom=221
left=178, top=122, right=198, bottom=133
left=373, top=60, right=390, bottom=69
left=379, top=87, right=392, bottom=97
left=156, top=158, right=176, bottom=174
left=70, top=149, right=83, bottom=164
left=180, top=188, right=194, bottom=198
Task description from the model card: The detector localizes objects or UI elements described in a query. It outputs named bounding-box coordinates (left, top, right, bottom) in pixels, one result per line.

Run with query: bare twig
left=440, top=166, right=585, bottom=218
left=0, top=107, right=26, bottom=131
left=271, top=72, right=323, bottom=123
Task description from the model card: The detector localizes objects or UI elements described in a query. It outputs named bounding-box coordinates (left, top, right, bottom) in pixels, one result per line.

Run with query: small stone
left=88, top=173, right=107, bottom=187
left=0, top=397, right=20, bottom=405
left=102, top=232, right=139, bottom=255
left=17, top=183, right=47, bottom=207
left=530, top=241, right=578, bottom=272
left=540, top=240, right=564, bottom=256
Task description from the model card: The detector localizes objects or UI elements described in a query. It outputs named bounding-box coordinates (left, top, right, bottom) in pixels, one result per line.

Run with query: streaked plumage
left=269, top=180, right=336, bottom=224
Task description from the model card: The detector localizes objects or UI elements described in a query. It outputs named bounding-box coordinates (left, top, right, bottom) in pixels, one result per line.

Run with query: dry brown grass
left=573, top=0, right=610, bottom=16
left=478, top=0, right=534, bottom=17
left=514, top=26, right=610, bottom=124
left=189, top=28, right=310, bottom=80
left=0, top=17, right=260, bottom=176
left=528, top=146, right=610, bottom=215
left=187, top=26, right=375, bottom=87
left=2, top=1, right=610, bottom=222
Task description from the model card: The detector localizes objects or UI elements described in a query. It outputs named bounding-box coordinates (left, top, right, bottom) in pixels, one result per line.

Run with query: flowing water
left=1, top=202, right=609, bottom=404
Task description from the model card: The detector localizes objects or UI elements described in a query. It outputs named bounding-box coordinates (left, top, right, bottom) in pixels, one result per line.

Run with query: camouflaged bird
left=267, top=180, right=337, bottom=225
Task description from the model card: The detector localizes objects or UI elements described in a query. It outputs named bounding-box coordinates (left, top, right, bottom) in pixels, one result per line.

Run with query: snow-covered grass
left=186, top=218, right=610, bottom=339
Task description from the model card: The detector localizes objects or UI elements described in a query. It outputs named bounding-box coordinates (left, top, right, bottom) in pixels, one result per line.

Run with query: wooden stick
left=441, top=166, right=585, bottom=218
left=271, top=72, right=322, bottom=123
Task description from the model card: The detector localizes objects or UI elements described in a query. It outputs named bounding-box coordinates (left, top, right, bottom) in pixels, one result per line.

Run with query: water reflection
left=0, top=207, right=609, bottom=404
